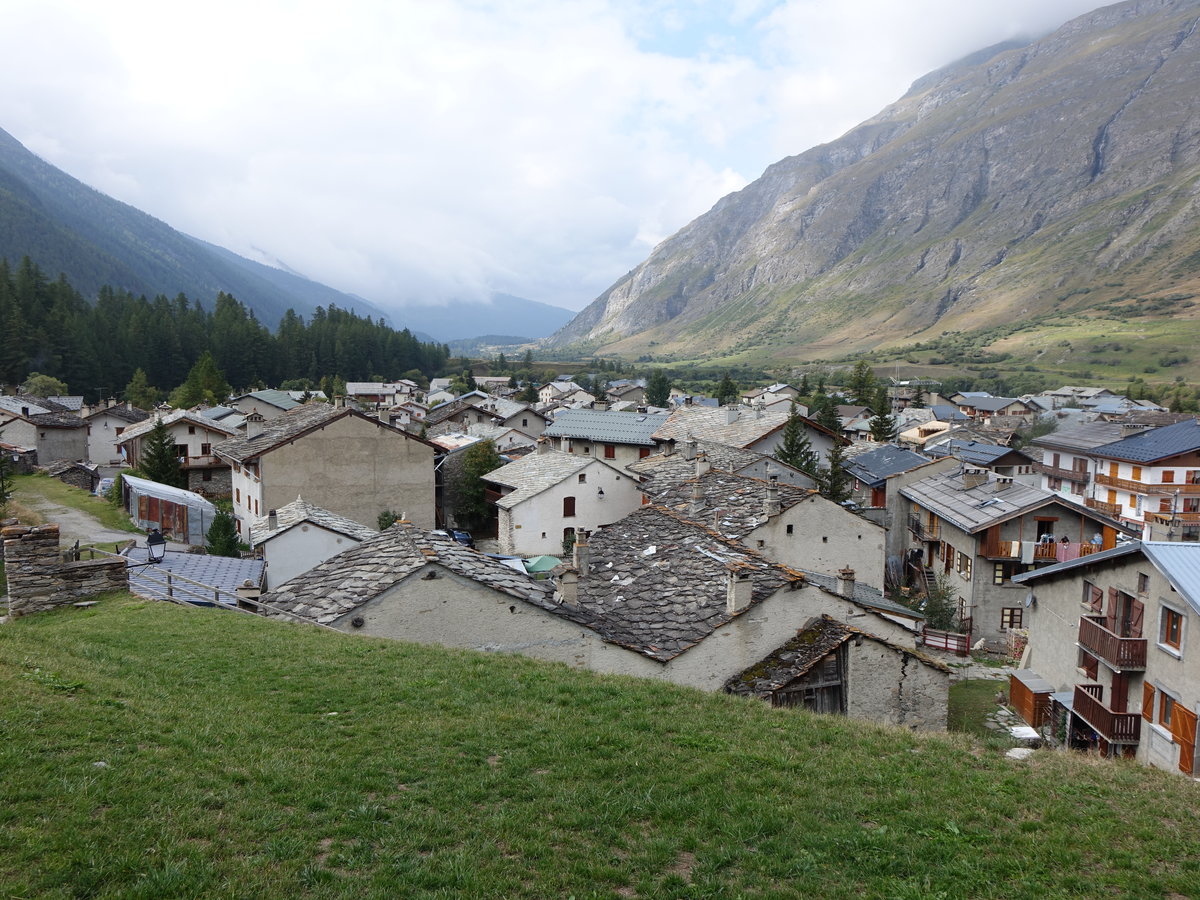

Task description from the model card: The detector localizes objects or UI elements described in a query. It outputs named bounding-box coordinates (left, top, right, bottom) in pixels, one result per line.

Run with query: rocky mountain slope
left=549, top=0, right=1200, bottom=363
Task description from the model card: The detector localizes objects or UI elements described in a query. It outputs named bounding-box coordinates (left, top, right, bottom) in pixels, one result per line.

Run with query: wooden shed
left=1010, top=669, right=1054, bottom=728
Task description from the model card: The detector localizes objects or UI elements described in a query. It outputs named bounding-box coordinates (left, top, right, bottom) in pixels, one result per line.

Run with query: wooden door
left=1172, top=706, right=1197, bottom=775
left=1110, top=673, right=1129, bottom=713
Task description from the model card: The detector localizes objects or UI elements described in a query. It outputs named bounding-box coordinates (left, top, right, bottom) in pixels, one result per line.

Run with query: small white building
left=484, top=447, right=644, bottom=556
left=248, top=497, right=378, bottom=589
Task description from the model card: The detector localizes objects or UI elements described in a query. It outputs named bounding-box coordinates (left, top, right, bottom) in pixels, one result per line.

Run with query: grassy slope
left=11, top=473, right=141, bottom=534
left=2, top=597, right=1199, bottom=899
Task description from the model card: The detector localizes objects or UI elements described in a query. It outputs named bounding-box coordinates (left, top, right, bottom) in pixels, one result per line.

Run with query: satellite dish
left=1024, top=591, right=1036, bottom=608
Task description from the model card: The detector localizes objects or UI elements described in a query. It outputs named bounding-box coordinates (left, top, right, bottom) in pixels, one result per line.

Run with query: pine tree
left=820, top=440, right=852, bottom=504
left=169, top=351, right=231, bottom=408
left=868, top=386, right=897, bottom=443
left=646, top=369, right=671, bottom=407
left=810, top=392, right=842, bottom=434
left=911, top=383, right=927, bottom=409
left=0, top=454, right=13, bottom=516
left=140, top=418, right=186, bottom=488
left=206, top=505, right=240, bottom=557
left=847, top=360, right=877, bottom=406
left=774, top=400, right=818, bottom=475
left=124, top=368, right=160, bottom=410
left=716, top=372, right=739, bottom=406
left=453, top=439, right=503, bottom=529
left=798, top=373, right=810, bottom=397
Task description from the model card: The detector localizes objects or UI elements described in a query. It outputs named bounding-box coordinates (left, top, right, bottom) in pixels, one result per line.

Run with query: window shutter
left=1106, top=587, right=1119, bottom=633
left=1128, top=599, right=1144, bottom=640
left=1089, top=584, right=1104, bottom=613
left=1142, top=682, right=1155, bottom=722
left=1171, top=705, right=1197, bottom=775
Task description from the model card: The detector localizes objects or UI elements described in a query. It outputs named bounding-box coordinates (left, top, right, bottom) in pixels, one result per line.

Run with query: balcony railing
left=1146, top=511, right=1200, bottom=526
left=1077, top=615, right=1146, bottom=670
left=1085, top=497, right=1122, bottom=517
left=1095, top=473, right=1200, bottom=495
left=1035, top=462, right=1090, bottom=484
left=181, top=454, right=226, bottom=469
left=1073, top=684, right=1141, bottom=744
left=981, top=540, right=1061, bottom=561
left=907, top=514, right=939, bottom=540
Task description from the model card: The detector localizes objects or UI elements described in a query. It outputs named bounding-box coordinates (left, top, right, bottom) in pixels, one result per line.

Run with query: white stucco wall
left=261, top=524, right=367, bottom=590
left=746, top=495, right=886, bottom=589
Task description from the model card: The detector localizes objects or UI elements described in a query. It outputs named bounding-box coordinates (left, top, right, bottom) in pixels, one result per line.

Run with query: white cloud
left=0, top=0, right=1103, bottom=314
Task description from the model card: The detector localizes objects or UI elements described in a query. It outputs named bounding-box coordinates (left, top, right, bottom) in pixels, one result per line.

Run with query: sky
left=0, top=0, right=1105, bottom=313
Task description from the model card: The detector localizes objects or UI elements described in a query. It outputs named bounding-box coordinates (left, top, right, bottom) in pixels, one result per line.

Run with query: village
left=3, top=373, right=1199, bottom=776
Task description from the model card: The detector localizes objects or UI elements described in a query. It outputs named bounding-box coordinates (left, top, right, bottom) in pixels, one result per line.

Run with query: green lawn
left=2, top=596, right=1199, bottom=899
left=12, top=472, right=140, bottom=534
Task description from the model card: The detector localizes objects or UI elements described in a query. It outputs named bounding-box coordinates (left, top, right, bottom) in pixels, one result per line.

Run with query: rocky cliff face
left=550, top=0, right=1200, bottom=360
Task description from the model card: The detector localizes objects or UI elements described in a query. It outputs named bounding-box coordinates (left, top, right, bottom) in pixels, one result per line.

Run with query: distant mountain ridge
left=394, top=293, right=575, bottom=342
left=548, top=0, right=1200, bottom=362
left=0, top=125, right=389, bottom=326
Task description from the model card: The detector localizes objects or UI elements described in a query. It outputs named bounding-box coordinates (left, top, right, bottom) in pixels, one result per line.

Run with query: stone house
left=541, top=408, right=671, bottom=474
left=247, top=497, right=378, bottom=590
left=484, top=447, right=644, bottom=556
left=229, top=389, right=303, bottom=420
left=629, top=437, right=817, bottom=494
left=1013, top=541, right=1200, bottom=774
left=900, top=468, right=1131, bottom=646
left=83, top=401, right=149, bottom=465
left=846, top=445, right=933, bottom=513
left=115, top=409, right=240, bottom=497
left=726, top=614, right=949, bottom=730
left=425, top=392, right=548, bottom=439
left=214, top=403, right=437, bottom=535
left=653, top=404, right=840, bottom=465
left=0, top=395, right=88, bottom=464
left=260, top=512, right=942, bottom=729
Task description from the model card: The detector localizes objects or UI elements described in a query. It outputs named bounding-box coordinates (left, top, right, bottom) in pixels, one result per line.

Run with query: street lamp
left=147, top=529, right=167, bottom=564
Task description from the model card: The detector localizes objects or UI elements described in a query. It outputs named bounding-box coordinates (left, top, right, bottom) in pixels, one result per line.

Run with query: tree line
left=0, top=256, right=451, bottom=401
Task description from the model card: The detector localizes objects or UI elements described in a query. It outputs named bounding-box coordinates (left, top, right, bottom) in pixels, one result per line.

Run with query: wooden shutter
left=1142, top=682, right=1155, bottom=722
left=1089, top=584, right=1104, bottom=613
left=1106, top=587, right=1119, bottom=633
left=1128, top=599, right=1144, bottom=640
left=1171, top=705, right=1197, bottom=775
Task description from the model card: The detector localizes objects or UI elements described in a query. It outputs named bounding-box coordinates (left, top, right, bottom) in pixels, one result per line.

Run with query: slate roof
left=562, top=506, right=806, bottom=662
left=0, top=395, right=85, bottom=428
left=214, top=404, right=428, bottom=464
left=261, top=521, right=554, bottom=625
left=925, top=440, right=1029, bottom=467
left=84, top=404, right=149, bottom=426
left=483, top=450, right=619, bottom=509
left=233, top=389, right=301, bottom=411
left=1032, top=422, right=1152, bottom=453
left=653, top=405, right=794, bottom=448
left=628, top=440, right=777, bottom=490
left=724, top=615, right=950, bottom=697
left=1089, top=417, right=1200, bottom=463
left=797, top=571, right=923, bottom=620
left=125, top=547, right=266, bottom=600
left=47, top=395, right=84, bottom=411
left=117, top=408, right=241, bottom=444
left=900, top=471, right=1062, bottom=534
left=963, top=396, right=1029, bottom=413
left=542, top=408, right=670, bottom=446
left=845, top=445, right=930, bottom=486
left=927, top=404, right=970, bottom=422
left=652, top=470, right=814, bottom=538
left=247, top=496, right=378, bottom=547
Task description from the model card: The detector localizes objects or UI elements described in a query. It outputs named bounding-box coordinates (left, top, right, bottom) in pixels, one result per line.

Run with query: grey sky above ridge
left=0, top=0, right=1104, bottom=314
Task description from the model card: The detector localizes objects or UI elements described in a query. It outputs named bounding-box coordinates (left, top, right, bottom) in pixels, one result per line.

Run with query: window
left=202, top=470, right=212, bottom=482
left=563, top=496, right=576, bottom=518
left=639, top=447, right=651, bottom=459
left=188, top=425, right=196, bottom=435
left=174, top=444, right=188, bottom=459
left=603, top=444, right=616, bottom=459
left=522, top=418, right=528, bottom=427
left=786, top=524, right=794, bottom=535
left=1000, top=608, right=1023, bottom=631
left=200, top=443, right=211, bottom=455
left=1161, top=693, right=1175, bottom=728
left=254, top=500, right=259, bottom=515
left=1162, top=608, right=1184, bottom=649
left=993, top=563, right=1006, bottom=585
left=1162, top=470, right=1176, bottom=483
left=235, top=488, right=241, bottom=504
left=1138, top=572, right=1150, bottom=594
left=956, top=551, right=972, bottom=580
left=578, top=473, right=587, bottom=483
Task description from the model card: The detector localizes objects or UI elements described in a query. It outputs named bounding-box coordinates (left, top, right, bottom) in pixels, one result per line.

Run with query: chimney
left=753, top=398, right=765, bottom=420
left=961, top=468, right=988, bottom=489
left=764, top=473, right=781, bottom=517
left=695, top=452, right=711, bottom=477
left=267, top=509, right=278, bottom=531
left=727, top=569, right=753, bottom=614
left=556, top=569, right=579, bottom=606
left=572, top=536, right=590, bottom=576
left=724, top=405, right=739, bottom=425
left=244, top=412, right=267, bottom=440
left=1120, top=422, right=1144, bottom=437
left=682, top=436, right=697, bottom=460
left=594, top=399, right=609, bottom=412
left=994, top=476, right=1013, bottom=491
left=106, top=397, right=116, bottom=409
left=836, top=567, right=856, bottom=599
left=689, top=480, right=705, bottom=518
left=536, top=437, right=550, bottom=455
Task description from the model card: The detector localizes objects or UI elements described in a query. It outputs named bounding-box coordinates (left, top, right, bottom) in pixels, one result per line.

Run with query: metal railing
left=907, top=514, right=939, bottom=540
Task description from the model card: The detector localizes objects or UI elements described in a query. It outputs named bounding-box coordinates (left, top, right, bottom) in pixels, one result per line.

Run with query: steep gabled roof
left=900, top=471, right=1061, bottom=534
left=483, top=450, right=612, bottom=509
left=83, top=404, right=150, bottom=425
left=845, top=445, right=930, bottom=486
left=261, top=521, right=554, bottom=624
left=0, top=395, right=86, bottom=428
left=542, top=408, right=670, bottom=446
left=247, top=496, right=378, bottom=547
left=652, top=470, right=814, bottom=539
left=232, top=389, right=302, bottom=412
left=116, top=407, right=241, bottom=444
left=214, top=404, right=433, bottom=464
left=629, top=440, right=780, bottom=490
left=1090, top=417, right=1200, bottom=463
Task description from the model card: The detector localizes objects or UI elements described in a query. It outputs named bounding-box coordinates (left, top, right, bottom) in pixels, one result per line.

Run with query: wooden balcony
left=981, top=540, right=1061, bottom=561
left=181, top=454, right=228, bottom=469
left=1077, top=615, right=1146, bottom=671
left=1146, top=511, right=1200, bottom=526
left=1035, top=462, right=1089, bottom=484
left=1073, top=684, right=1141, bottom=745
left=1095, top=473, right=1200, bottom=495
left=907, top=514, right=939, bottom=541
left=1085, top=497, right=1122, bottom=517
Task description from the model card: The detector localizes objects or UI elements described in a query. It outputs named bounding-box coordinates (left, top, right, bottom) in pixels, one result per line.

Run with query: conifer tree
left=868, top=386, right=897, bottom=443
left=847, top=360, right=877, bottom=406
left=0, top=454, right=13, bottom=516
left=124, top=368, right=159, bottom=410
left=206, top=505, right=240, bottom=557
left=810, top=392, right=842, bottom=434
left=716, top=372, right=739, bottom=406
left=140, top=418, right=186, bottom=488
left=646, top=369, right=671, bottom=407
left=820, top=440, right=852, bottom=504
left=774, top=400, right=818, bottom=475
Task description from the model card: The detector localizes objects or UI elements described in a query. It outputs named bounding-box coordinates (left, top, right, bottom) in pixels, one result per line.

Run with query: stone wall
left=3, top=523, right=128, bottom=616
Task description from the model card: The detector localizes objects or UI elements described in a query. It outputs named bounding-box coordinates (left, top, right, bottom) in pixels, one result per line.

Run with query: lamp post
left=147, top=529, right=167, bottom=564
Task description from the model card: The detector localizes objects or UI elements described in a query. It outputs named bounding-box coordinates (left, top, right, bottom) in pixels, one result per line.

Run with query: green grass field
left=2, top=596, right=1199, bottom=898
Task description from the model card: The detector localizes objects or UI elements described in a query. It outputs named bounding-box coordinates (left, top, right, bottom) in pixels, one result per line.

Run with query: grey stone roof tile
left=247, top=496, right=378, bottom=547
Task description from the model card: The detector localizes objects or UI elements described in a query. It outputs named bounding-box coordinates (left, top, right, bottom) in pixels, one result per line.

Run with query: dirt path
left=14, top=493, right=137, bottom=551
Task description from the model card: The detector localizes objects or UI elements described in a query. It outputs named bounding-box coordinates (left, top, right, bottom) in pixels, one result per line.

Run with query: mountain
left=0, top=126, right=388, bottom=326
left=549, top=0, right=1200, bottom=364
left=391, top=293, right=575, bottom=342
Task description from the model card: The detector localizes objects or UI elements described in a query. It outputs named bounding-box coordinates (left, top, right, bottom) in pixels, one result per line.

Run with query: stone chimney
left=572, top=535, right=590, bottom=576
left=764, top=473, right=781, bottom=518
left=961, top=468, right=988, bottom=489
left=753, top=398, right=765, bottom=420
left=244, top=412, right=267, bottom=440
left=556, top=568, right=579, bottom=606
left=994, top=475, right=1013, bottom=491
left=535, top=437, right=551, bottom=455
left=594, top=399, right=610, bottom=412
left=106, top=397, right=116, bottom=410
left=689, top=480, right=705, bottom=518
left=267, top=509, right=278, bottom=531
left=695, top=452, right=711, bottom=477
left=682, top=436, right=697, bottom=460
left=836, top=566, right=856, bottom=599
left=727, top=568, right=753, bottom=614
left=723, top=405, right=739, bottom=425
left=1120, top=422, right=1144, bottom=437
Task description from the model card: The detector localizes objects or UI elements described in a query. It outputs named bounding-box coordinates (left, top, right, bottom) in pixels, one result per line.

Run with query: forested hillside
left=0, top=256, right=449, bottom=400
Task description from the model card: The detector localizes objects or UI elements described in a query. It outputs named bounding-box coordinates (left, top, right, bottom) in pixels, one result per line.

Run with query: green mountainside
left=2, top=596, right=1199, bottom=897
left=0, top=127, right=388, bottom=325
left=549, top=0, right=1200, bottom=370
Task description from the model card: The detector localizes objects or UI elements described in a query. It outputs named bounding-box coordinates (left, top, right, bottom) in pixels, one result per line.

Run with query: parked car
left=431, top=529, right=475, bottom=548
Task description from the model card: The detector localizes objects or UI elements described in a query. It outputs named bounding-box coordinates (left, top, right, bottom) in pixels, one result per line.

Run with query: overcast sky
left=0, top=0, right=1104, bottom=313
